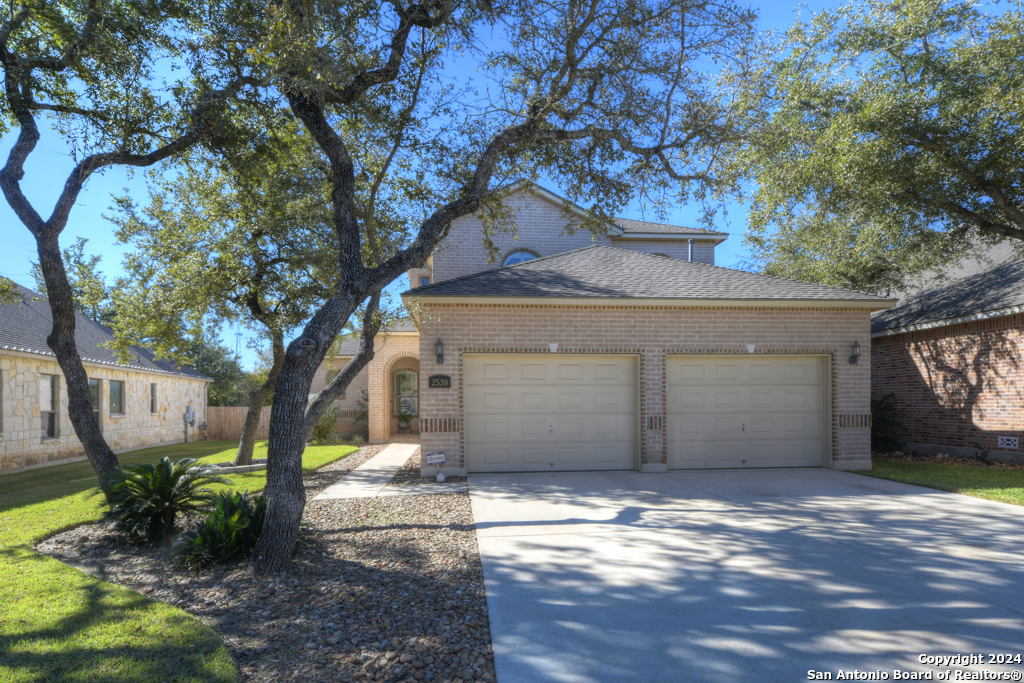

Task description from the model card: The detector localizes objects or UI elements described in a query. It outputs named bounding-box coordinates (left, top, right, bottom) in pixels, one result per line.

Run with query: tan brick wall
left=417, top=304, right=874, bottom=473
left=364, top=333, right=422, bottom=442
left=432, top=190, right=716, bottom=283
left=0, top=352, right=208, bottom=472
left=310, top=356, right=371, bottom=435
left=871, top=313, right=1024, bottom=455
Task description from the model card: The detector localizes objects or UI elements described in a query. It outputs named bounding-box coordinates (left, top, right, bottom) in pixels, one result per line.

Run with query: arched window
left=394, top=370, right=418, bottom=416
left=502, top=250, right=538, bottom=266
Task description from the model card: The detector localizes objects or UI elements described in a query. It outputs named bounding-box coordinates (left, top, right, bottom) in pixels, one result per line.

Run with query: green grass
left=0, top=439, right=358, bottom=683
left=857, top=459, right=1024, bottom=506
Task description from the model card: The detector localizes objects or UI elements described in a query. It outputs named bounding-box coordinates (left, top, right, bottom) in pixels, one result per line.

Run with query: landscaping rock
left=35, top=443, right=497, bottom=683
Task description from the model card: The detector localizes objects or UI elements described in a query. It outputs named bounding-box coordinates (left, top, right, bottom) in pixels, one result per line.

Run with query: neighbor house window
left=89, top=378, right=102, bottom=430
left=420, top=277, right=430, bottom=286
left=40, top=374, right=58, bottom=438
left=394, top=370, right=418, bottom=416
left=150, top=383, right=157, bottom=414
left=109, top=380, right=125, bottom=415
left=502, top=251, right=537, bottom=266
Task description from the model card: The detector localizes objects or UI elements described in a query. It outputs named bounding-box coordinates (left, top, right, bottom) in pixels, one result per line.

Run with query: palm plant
left=173, top=490, right=268, bottom=568
left=99, top=457, right=230, bottom=546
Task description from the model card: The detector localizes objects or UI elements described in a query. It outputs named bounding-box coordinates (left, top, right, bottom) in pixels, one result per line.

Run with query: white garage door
left=464, top=354, right=637, bottom=473
left=666, top=356, right=825, bottom=469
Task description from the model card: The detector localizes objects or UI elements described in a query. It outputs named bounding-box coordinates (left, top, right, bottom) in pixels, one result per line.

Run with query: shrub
left=99, top=457, right=230, bottom=546
left=871, top=393, right=904, bottom=452
left=173, top=491, right=268, bottom=568
left=311, top=404, right=342, bottom=444
left=351, top=434, right=365, bottom=445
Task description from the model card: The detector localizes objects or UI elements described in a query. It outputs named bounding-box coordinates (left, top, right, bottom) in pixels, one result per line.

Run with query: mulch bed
left=388, top=453, right=468, bottom=487
left=35, top=444, right=496, bottom=683
left=873, top=451, right=1024, bottom=470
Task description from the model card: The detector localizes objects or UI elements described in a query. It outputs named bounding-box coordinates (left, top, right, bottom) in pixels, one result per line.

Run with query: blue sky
left=0, top=1, right=833, bottom=369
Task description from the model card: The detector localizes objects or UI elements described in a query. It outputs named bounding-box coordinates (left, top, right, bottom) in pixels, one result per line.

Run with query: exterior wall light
left=849, top=340, right=861, bottom=365
left=435, top=338, right=444, bottom=365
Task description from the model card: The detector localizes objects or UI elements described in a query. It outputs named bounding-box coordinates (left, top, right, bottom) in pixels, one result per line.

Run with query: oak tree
left=0, top=0, right=255, bottom=486
left=733, top=0, right=1024, bottom=293
left=231, top=0, right=759, bottom=572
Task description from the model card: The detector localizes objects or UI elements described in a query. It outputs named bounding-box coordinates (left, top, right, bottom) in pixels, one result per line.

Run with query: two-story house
left=314, top=181, right=895, bottom=477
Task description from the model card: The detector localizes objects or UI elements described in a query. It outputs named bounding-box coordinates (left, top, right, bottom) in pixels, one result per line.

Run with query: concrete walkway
left=470, top=469, right=1024, bottom=683
left=312, top=443, right=468, bottom=499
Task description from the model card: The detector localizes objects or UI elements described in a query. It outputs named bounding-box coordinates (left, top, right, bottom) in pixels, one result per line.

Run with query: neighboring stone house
left=0, top=284, right=211, bottom=473
left=871, top=242, right=1024, bottom=462
left=318, top=180, right=895, bottom=476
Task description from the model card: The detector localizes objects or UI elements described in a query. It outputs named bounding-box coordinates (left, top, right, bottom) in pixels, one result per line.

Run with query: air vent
left=998, top=436, right=1018, bottom=450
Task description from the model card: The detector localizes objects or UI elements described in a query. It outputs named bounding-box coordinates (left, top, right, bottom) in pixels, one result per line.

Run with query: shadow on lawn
left=0, top=547, right=234, bottom=683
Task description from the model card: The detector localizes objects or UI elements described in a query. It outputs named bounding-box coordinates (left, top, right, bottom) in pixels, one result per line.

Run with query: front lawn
left=0, top=439, right=358, bottom=683
left=857, top=459, right=1024, bottom=506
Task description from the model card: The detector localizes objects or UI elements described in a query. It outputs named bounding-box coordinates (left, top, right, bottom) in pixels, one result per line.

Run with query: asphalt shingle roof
left=0, top=283, right=210, bottom=380
left=613, top=217, right=727, bottom=237
left=872, top=254, right=1024, bottom=333
left=403, top=246, right=893, bottom=304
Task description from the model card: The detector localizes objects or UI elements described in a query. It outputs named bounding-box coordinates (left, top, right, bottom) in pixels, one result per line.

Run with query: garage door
left=464, top=354, right=637, bottom=473
left=666, top=356, right=825, bottom=469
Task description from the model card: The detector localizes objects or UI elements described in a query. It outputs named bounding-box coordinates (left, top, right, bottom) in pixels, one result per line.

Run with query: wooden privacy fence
left=206, top=407, right=271, bottom=441
left=205, top=406, right=363, bottom=441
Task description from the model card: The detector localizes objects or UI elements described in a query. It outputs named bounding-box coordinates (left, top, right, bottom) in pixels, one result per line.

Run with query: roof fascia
left=402, top=294, right=896, bottom=311
left=0, top=346, right=214, bottom=381
left=612, top=233, right=729, bottom=244
left=871, top=303, right=1024, bottom=338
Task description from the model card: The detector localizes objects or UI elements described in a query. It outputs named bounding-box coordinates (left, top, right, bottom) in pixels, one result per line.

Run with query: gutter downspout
left=688, top=239, right=694, bottom=262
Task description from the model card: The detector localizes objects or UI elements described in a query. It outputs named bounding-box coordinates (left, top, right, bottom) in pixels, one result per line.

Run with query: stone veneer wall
left=432, top=190, right=717, bottom=283
left=871, top=312, right=1024, bottom=459
left=0, top=352, right=208, bottom=472
left=417, top=304, right=874, bottom=475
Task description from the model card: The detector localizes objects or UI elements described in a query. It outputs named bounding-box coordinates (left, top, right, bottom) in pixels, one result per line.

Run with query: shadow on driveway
left=468, top=468, right=1024, bottom=683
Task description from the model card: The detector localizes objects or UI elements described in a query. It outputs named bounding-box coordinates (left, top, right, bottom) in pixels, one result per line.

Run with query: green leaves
left=733, top=0, right=1024, bottom=291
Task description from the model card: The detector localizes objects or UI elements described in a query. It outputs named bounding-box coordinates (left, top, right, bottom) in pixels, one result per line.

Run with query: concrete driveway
left=468, top=469, right=1024, bottom=682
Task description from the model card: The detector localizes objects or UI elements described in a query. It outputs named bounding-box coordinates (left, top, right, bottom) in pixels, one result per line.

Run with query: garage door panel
left=465, top=355, right=637, bottom=473
left=667, top=356, right=825, bottom=470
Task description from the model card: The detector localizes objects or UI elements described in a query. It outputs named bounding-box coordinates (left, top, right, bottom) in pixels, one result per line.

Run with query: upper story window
left=502, top=251, right=537, bottom=266
left=420, top=277, right=430, bottom=286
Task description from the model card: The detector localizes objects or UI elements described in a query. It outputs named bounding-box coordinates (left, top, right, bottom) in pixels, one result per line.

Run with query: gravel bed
left=36, top=444, right=495, bottom=683
left=389, top=453, right=468, bottom=487
left=874, top=451, right=1024, bottom=469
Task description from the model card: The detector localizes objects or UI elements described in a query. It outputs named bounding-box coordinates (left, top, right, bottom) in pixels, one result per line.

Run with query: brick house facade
left=871, top=246, right=1024, bottom=461
left=319, top=181, right=893, bottom=475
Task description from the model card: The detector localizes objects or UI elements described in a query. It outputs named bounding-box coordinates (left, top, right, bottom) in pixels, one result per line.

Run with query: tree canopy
left=30, top=238, right=115, bottom=324
left=732, top=0, right=1024, bottom=293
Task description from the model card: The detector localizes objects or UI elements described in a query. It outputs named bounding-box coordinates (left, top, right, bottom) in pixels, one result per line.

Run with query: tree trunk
left=36, top=232, right=120, bottom=495
left=250, top=293, right=364, bottom=574
left=235, top=335, right=285, bottom=466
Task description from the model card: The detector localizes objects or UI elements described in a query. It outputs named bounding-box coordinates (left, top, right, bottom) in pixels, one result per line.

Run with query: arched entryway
left=382, top=355, right=420, bottom=438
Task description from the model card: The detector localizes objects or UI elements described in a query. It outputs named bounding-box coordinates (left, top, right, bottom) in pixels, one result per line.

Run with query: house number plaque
left=428, top=375, right=451, bottom=388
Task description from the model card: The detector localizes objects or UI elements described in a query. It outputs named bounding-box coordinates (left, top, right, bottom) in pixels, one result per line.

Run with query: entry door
left=666, top=356, right=825, bottom=469
left=464, top=354, right=637, bottom=473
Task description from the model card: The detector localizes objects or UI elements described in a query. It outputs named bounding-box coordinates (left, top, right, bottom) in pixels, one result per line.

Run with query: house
left=870, top=242, right=1024, bottom=462
left=0, top=284, right=211, bottom=473
left=314, top=181, right=895, bottom=476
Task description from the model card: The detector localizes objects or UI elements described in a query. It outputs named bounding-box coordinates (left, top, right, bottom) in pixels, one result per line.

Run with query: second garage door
left=464, top=354, right=637, bottom=473
left=666, top=356, right=826, bottom=469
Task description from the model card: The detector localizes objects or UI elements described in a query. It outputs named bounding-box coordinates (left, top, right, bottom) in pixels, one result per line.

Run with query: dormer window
left=503, top=250, right=537, bottom=266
